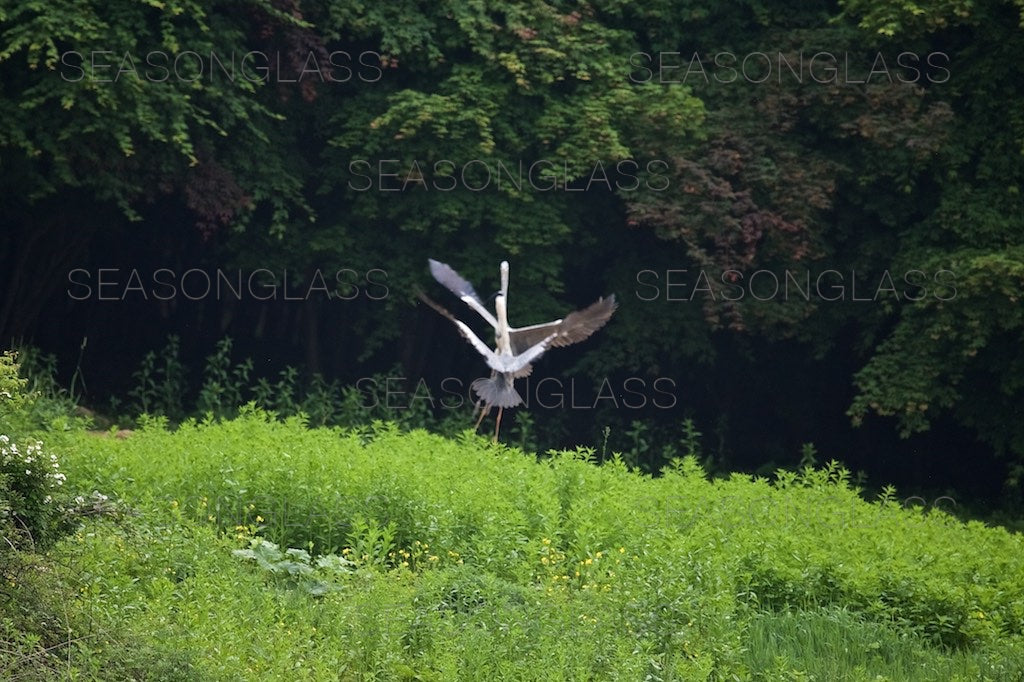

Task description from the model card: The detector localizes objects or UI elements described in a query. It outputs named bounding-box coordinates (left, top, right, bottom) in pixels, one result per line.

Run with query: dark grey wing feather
left=509, top=294, right=617, bottom=355
left=416, top=289, right=505, bottom=369
left=429, top=259, right=486, bottom=307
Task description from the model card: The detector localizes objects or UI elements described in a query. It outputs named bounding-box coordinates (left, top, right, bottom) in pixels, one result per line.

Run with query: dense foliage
left=1, top=1, right=1023, bottom=504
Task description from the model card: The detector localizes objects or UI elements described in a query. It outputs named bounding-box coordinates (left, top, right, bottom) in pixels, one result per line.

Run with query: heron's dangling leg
left=473, top=402, right=490, bottom=431
left=493, top=406, right=504, bottom=442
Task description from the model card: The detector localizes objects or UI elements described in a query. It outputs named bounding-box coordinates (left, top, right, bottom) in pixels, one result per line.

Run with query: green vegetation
left=0, top=351, right=76, bottom=550
left=2, top=347, right=1022, bottom=679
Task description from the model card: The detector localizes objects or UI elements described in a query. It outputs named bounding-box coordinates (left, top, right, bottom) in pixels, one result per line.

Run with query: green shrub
left=4, top=348, right=83, bottom=433
left=0, top=352, right=28, bottom=413
left=0, top=435, right=68, bottom=549
left=0, top=351, right=73, bottom=550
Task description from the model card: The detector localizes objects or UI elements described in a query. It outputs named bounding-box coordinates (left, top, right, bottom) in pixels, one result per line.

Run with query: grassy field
left=3, top=410, right=1024, bottom=680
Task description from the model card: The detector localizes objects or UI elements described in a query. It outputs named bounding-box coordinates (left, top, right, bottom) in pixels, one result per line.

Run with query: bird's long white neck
left=495, top=294, right=512, bottom=355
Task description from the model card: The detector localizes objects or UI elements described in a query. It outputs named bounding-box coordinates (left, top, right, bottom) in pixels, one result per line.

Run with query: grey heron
left=418, top=258, right=617, bottom=440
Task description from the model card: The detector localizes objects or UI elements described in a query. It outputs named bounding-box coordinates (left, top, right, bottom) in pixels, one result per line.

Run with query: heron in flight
left=417, top=258, right=617, bottom=440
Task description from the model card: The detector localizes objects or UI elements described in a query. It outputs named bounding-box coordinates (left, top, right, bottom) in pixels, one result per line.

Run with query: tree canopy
left=2, top=0, right=1022, bottom=504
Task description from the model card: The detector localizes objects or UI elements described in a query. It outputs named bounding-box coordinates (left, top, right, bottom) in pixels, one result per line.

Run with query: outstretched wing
left=413, top=284, right=548, bottom=372
left=508, top=294, right=617, bottom=355
left=416, top=288, right=552, bottom=375
left=417, top=288, right=500, bottom=363
left=428, top=259, right=499, bottom=329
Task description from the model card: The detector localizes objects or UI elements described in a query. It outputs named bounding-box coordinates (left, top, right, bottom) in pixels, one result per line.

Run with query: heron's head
left=499, top=261, right=510, bottom=299
left=490, top=261, right=510, bottom=300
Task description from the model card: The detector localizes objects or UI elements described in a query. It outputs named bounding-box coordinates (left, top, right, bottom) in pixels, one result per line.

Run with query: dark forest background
left=2, top=0, right=1022, bottom=517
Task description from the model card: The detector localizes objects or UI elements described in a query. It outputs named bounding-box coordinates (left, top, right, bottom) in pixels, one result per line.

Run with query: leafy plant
left=232, top=536, right=356, bottom=596
left=196, top=338, right=253, bottom=418
left=798, top=442, right=819, bottom=469
left=510, top=410, right=537, bottom=454
left=300, top=373, right=343, bottom=427
left=252, top=366, right=300, bottom=416
left=128, top=335, right=187, bottom=419
left=346, top=515, right=398, bottom=568
left=624, top=419, right=650, bottom=470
